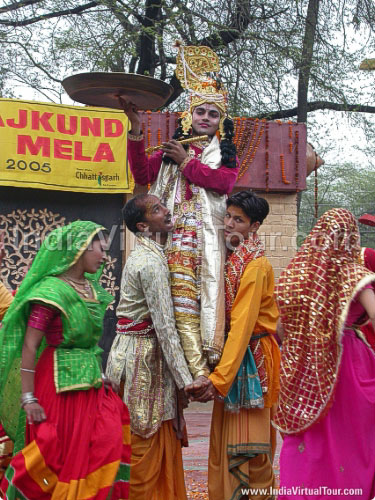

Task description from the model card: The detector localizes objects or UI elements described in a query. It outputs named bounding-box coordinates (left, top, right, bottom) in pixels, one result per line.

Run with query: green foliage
left=298, top=162, right=375, bottom=248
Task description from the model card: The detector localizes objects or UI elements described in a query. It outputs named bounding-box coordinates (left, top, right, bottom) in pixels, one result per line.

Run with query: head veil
left=0, top=220, right=108, bottom=440
left=273, top=208, right=375, bottom=434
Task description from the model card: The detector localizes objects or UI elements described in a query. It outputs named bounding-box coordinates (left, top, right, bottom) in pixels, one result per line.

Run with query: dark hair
left=92, top=229, right=109, bottom=242
left=172, top=117, right=189, bottom=141
left=220, top=117, right=237, bottom=169
left=170, top=115, right=237, bottom=169
left=122, top=194, right=149, bottom=234
left=89, top=228, right=110, bottom=251
left=227, top=190, right=269, bottom=225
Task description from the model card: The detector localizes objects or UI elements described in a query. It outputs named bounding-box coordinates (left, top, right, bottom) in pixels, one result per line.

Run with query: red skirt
left=0, top=423, right=13, bottom=484
left=1, top=347, right=130, bottom=499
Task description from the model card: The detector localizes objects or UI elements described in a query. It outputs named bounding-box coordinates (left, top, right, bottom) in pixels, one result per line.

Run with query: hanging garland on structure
left=280, top=154, right=291, bottom=184
left=234, top=118, right=266, bottom=180
left=139, top=111, right=303, bottom=190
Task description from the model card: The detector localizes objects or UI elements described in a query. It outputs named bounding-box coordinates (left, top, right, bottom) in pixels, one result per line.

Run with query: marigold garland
left=236, top=119, right=266, bottom=180
left=234, top=117, right=249, bottom=157
left=265, top=121, right=269, bottom=192
left=146, top=110, right=152, bottom=150
left=138, top=112, right=305, bottom=191
left=280, top=154, right=291, bottom=184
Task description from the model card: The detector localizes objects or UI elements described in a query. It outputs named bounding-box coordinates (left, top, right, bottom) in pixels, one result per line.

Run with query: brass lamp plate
left=62, top=72, right=174, bottom=110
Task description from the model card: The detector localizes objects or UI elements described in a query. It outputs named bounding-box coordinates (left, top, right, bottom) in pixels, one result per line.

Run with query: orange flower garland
left=137, top=112, right=304, bottom=191
left=234, top=117, right=249, bottom=157
left=265, top=121, right=269, bottom=191
left=236, top=119, right=266, bottom=180
left=146, top=110, right=152, bottom=150
left=280, top=154, right=291, bottom=184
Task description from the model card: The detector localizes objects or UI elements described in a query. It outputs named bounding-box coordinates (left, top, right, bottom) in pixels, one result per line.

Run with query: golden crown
left=175, top=43, right=228, bottom=115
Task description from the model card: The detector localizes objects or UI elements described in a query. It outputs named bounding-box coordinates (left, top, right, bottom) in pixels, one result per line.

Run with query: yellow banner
left=0, top=98, right=134, bottom=193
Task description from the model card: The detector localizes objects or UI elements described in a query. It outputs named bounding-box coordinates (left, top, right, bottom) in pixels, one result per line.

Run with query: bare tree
left=0, top=0, right=375, bottom=125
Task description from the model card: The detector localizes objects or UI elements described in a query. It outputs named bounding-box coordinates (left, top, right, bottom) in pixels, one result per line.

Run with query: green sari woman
left=0, top=220, right=130, bottom=499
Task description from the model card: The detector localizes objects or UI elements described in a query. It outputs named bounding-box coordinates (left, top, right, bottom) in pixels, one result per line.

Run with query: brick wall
left=258, top=192, right=298, bottom=278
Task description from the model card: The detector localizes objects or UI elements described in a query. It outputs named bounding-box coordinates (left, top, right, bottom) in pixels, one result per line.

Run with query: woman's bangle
left=20, top=392, right=38, bottom=408
left=20, top=368, right=36, bottom=373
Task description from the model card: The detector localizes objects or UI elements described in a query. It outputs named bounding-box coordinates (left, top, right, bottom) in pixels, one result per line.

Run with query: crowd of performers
left=0, top=43, right=374, bottom=500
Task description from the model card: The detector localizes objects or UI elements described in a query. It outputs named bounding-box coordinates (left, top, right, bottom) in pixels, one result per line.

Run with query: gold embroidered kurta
left=106, top=237, right=193, bottom=438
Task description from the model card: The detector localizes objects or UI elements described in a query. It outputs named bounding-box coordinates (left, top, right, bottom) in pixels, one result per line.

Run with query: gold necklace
left=60, top=276, right=92, bottom=298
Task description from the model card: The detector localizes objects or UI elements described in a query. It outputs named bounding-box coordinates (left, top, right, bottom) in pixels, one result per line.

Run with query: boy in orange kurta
left=186, top=191, right=280, bottom=500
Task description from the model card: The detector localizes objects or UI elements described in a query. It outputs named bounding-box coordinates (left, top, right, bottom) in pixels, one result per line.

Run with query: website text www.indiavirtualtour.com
left=241, top=487, right=364, bottom=497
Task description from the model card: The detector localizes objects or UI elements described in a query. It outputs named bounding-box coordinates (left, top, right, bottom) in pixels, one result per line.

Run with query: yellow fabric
left=129, top=420, right=187, bottom=500
left=208, top=400, right=275, bottom=500
left=0, top=282, right=12, bottom=321
left=52, top=461, right=120, bottom=499
left=209, top=256, right=280, bottom=404
left=22, top=439, right=120, bottom=499
left=22, top=440, right=58, bottom=493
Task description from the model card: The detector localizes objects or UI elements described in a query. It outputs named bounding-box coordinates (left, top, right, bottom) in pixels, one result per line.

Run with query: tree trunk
left=297, top=0, right=321, bottom=123
left=137, top=0, right=162, bottom=76
left=297, top=0, right=320, bottom=220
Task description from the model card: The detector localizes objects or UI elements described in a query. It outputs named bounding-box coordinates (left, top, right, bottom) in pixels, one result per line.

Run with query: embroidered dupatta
left=274, top=208, right=375, bottom=434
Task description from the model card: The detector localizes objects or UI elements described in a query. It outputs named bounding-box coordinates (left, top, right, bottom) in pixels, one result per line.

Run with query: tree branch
left=0, top=2, right=99, bottom=26
left=255, top=101, right=375, bottom=120
left=0, top=0, right=43, bottom=14
left=7, top=41, right=62, bottom=83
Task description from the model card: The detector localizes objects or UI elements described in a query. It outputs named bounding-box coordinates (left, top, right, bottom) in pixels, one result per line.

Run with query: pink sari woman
left=359, top=247, right=375, bottom=350
left=274, top=209, right=375, bottom=499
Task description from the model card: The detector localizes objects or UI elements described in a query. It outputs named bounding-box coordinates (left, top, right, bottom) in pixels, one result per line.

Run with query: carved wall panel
left=0, top=187, right=124, bottom=366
